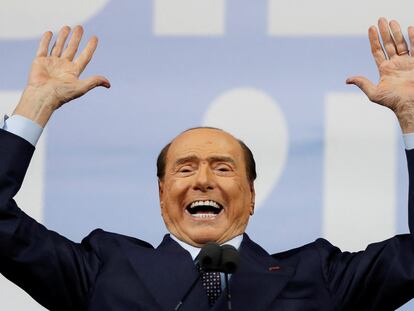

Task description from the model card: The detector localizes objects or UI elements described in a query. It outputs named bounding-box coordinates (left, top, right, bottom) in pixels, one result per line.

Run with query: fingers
left=377, top=18, right=411, bottom=58
left=36, top=31, right=53, bottom=57
left=74, top=36, right=99, bottom=74
left=61, top=25, right=84, bottom=61
left=378, top=17, right=397, bottom=58
left=409, top=26, right=414, bottom=56
left=36, top=25, right=101, bottom=74
left=39, top=25, right=86, bottom=61
left=368, top=26, right=386, bottom=67
left=346, top=76, right=377, bottom=100
left=371, top=18, right=411, bottom=63
left=78, top=76, right=111, bottom=95
left=389, top=20, right=409, bottom=55
left=51, top=26, right=71, bottom=57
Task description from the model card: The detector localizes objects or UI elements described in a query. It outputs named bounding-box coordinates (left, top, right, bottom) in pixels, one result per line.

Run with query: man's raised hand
left=13, top=26, right=110, bottom=127
left=347, top=18, right=414, bottom=133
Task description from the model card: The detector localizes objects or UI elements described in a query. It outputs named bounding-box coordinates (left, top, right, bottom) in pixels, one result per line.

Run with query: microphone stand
left=174, top=273, right=201, bottom=311
left=224, top=273, right=232, bottom=311
left=173, top=243, right=238, bottom=311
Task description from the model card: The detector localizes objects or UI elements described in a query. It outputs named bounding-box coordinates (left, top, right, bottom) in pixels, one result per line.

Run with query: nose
left=193, top=163, right=215, bottom=192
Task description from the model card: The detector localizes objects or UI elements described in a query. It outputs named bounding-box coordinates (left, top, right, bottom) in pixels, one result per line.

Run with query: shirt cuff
left=1, top=114, right=43, bottom=146
left=403, top=133, right=414, bottom=150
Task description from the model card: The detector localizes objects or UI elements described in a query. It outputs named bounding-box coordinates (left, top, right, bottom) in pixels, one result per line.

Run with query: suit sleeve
left=316, top=149, right=414, bottom=311
left=0, top=129, right=101, bottom=311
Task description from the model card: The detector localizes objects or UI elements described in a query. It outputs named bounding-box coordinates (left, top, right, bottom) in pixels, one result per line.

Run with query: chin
left=189, top=229, right=223, bottom=245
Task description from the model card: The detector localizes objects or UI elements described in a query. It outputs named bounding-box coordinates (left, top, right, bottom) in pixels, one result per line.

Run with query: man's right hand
left=13, top=25, right=110, bottom=127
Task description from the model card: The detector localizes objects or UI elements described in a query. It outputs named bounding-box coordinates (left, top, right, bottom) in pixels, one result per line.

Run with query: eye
left=177, top=165, right=195, bottom=175
left=218, top=166, right=230, bottom=172
left=214, top=163, right=233, bottom=174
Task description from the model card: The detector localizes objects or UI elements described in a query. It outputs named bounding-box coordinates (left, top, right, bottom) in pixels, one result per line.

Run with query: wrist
left=394, top=103, right=414, bottom=133
left=12, top=86, right=58, bottom=127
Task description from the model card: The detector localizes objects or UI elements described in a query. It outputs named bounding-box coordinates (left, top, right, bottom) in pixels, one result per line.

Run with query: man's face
left=159, top=128, right=255, bottom=247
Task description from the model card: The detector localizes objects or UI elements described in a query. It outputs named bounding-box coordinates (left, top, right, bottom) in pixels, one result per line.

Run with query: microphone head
left=197, top=242, right=222, bottom=271
left=220, top=244, right=240, bottom=274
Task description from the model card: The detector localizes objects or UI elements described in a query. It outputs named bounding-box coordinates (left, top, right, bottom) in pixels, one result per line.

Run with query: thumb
left=346, top=76, right=376, bottom=100
left=78, top=75, right=111, bottom=95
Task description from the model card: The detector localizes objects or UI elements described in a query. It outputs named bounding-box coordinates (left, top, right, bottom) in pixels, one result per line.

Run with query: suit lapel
left=122, top=235, right=209, bottom=311
left=122, top=234, right=294, bottom=310
left=213, top=234, right=296, bottom=311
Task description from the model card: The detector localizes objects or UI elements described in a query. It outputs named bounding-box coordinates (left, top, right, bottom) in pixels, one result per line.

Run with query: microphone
left=174, top=243, right=240, bottom=311
left=220, top=245, right=239, bottom=310
left=174, top=243, right=221, bottom=310
left=197, top=242, right=222, bottom=272
left=198, top=243, right=240, bottom=273
left=220, top=244, right=239, bottom=274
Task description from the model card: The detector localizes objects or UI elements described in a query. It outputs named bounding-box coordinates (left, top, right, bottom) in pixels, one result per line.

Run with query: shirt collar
left=169, top=234, right=243, bottom=260
left=0, top=114, right=8, bottom=129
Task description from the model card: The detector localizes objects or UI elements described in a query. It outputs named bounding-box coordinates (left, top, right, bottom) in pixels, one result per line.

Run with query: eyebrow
left=174, top=155, right=236, bottom=166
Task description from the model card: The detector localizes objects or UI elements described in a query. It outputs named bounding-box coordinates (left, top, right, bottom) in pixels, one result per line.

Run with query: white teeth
left=192, top=213, right=217, bottom=218
left=189, top=200, right=221, bottom=209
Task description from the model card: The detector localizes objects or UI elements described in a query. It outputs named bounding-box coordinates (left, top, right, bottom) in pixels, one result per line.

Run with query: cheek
left=222, top=180, right=252, bottom=208
left=162, top=180, right=190, bottom=207
left=236, top=186, right=254, bottom=215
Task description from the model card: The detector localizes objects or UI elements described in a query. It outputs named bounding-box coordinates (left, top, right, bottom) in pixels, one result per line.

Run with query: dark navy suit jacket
left=1, top=129, right=414, bottom=311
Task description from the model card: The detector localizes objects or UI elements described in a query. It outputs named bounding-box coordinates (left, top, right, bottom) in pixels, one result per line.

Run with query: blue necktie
left=200, top=270, right=222, bottom=306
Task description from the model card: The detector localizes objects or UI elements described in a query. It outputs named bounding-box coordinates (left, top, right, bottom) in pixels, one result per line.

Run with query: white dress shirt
left=169, top=234, right=243, bottom=261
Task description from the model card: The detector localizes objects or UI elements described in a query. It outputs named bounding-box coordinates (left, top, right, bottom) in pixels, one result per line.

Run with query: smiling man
left=3, top=18, right=414, bottom=311
left=158, top=127, right=255, bottom=246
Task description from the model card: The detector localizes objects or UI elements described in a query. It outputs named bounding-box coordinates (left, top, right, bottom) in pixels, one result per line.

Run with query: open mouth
left=186, top=200, right=223, bottom=219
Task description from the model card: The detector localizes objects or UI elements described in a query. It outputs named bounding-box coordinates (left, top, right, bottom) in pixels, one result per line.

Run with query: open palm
left=27, top=26, right=109, bottom=109
left=13, top=26, right=110, bottom=127
left=348, top=18, right=414, bottom=132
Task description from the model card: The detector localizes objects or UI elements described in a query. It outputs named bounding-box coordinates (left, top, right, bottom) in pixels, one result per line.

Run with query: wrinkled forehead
left=167, top=128, right=244, bottom=162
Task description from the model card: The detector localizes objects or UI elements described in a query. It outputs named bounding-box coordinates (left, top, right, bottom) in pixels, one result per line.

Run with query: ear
left=249, top=182, right=255, bottom=216
left=158, top=179, right=164, bottom=210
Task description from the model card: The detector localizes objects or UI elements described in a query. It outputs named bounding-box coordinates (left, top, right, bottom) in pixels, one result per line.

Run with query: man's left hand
left=347, top=17, right=414, bottom=133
